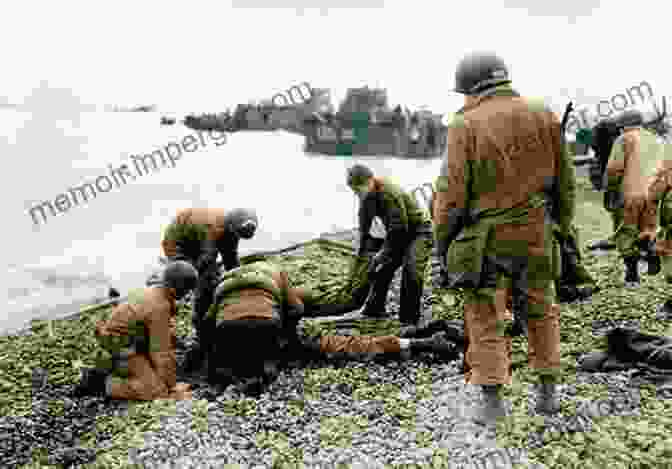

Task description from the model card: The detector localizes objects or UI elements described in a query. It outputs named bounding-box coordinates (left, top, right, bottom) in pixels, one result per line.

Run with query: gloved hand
left=368, top=251, right=386, bottom=277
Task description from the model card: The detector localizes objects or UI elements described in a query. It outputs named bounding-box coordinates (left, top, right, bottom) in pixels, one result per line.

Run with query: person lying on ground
left=73, top=261, right=199, bottom=401
left=198, top=260, right=459, bottom=396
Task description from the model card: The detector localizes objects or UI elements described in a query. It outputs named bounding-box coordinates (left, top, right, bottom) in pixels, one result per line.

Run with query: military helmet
left=611, top=109, right=644, bottom=129
left=346, top=164, right=374, bottom=188
left=453, top=51, right=511, bottom=95
left=162, top=260, right=198, bottom=299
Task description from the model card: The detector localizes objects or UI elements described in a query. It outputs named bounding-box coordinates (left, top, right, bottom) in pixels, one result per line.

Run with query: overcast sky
left=1, top=0, right=668, bottom=120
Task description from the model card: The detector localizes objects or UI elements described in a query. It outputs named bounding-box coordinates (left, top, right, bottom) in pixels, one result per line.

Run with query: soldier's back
left=461, top=95, right=560, bottom=211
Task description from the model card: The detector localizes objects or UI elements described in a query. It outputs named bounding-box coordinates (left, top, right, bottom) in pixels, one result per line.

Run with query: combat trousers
left=94, top=322, right=172, bottom=401
left=208, top=315, right=284, bottom=382
left=613, top=194, right=658, bottom=258
left=365, top=225, right=433, bottom=323
left=305, top=334, right=403, bottom=360
left=463, top=256, right=561, bottom=386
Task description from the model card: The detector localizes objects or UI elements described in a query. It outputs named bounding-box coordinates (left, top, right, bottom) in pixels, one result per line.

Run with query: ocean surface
left=2, top=111, right=441, bottom=334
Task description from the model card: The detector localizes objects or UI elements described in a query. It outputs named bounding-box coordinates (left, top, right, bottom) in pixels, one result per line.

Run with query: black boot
left=587, top=239, right=616, bottom=251
left=656, top=299, right=672, bottom=320
left=73, top=368, right=109, bottom=398
left=624, top=256, right=640, bottom=285
left=535, top=376, right=561, bottom=415
left=639, top=239, right=661, bottom=275
left=474, top=384, right=508, bottom=424
left=409, top=332, right=458, bottom=358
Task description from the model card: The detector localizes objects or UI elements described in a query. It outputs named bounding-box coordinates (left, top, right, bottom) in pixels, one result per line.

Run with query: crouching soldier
left=158, top=207, right=258, bottom=372
left=202, top=260, right=457, bottom=396
left=346, top=164, right=433, bottom=325
left=73, top=261, right=198, bottom=400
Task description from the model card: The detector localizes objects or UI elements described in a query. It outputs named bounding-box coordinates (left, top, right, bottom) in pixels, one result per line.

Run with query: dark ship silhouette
left=180, top=86, right=447, bottom=158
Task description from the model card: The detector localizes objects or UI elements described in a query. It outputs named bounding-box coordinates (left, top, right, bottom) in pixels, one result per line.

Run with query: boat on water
left=303, top=87, right=447, bottom=158
left=180, top=86, right=447, bottom=158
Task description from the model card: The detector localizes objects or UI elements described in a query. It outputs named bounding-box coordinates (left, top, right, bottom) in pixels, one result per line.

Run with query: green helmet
left=162, top=261, right=198, bottom=299
left=346, top=164, right=374, bottom=189
left=453, top=51, right=510, bottom=95
left=611, top=109, right=644, bottom=129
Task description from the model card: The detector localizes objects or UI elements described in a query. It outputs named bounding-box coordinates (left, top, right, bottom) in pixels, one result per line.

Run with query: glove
left=368, top=251, right=386, bottom=276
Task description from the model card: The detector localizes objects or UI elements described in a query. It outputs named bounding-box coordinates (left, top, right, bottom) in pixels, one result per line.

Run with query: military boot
left=73, top=368, right=109, bottom=398
left=409, top=332, right=458, bottom=358
left=535, top=376, right=561, bottom=415
left=639, top=239, right=661, bottom=275
left=473, top=384, right=508, bottom=425
left=656, top=299, right=672, bottom=320
left=586, top=239, right=616, bottom=251
left=624, top=256, right=640, bottom=285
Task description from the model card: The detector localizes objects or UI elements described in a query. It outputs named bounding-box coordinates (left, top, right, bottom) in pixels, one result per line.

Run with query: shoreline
left=1, top=228, right=361, bottom=338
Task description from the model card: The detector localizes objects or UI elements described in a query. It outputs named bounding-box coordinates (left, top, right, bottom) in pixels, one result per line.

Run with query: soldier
left=73, top=261, right=198, bottom=400
left=604, top=109, right=663, bottom=286
left=434, top=51, right=570, bottom=423
left=202, top=260, right=458, bottom=396
left=645, top=140, right=672, bottom=316
left=157, top=207, right=259, bottom=372
left=346, top=164, right=434, bottom=325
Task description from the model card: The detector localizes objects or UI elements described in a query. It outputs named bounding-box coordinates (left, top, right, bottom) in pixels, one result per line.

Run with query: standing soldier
left=73, top=261, right=198, bottom=400
left=604, top=110, right=663, bottom=286
left=346, top=164, right=434, bottom=325
left=433, top=51, right=571, bottom=423
left=158, top=207, right=259, bottom=372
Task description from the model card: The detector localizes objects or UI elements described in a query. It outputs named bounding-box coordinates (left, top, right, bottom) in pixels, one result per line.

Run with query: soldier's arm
left=553, top=108, right=576, bottom=235
left=433, top=116, right=470, bottom=255
left=145, top=303, right=177, bottom=390
left=648, top=157, right=672, bottom=204
left=218, top=236, right=241, bottom=270
left=605, top=135, right=626, bottom=190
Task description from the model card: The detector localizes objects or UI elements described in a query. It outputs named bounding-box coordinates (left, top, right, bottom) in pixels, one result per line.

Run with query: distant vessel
left=302, top=87, right=447, bottom=158
left=180, top=86, right=448, bottom=158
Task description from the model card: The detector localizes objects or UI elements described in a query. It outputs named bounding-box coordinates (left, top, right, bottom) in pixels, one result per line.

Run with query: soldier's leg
left=399, top=231, right=433, bottom=325
left=656, top=192, right=672, bottom=283
left=106, top=353, right=172, bottom=401
left=614, top=199, right=642, bottom=285
left=361, top=248, right=404, bottom=317
left=316, top=332, right=457, bottom=361
left=184, top=261, right=218, bottom=372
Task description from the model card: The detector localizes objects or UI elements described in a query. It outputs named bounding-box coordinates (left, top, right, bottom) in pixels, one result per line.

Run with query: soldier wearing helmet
left=74, top=261, right=198, bottom=401
left=433, top=51, right=571, bottom=424
left=158, top=207, right=258, bottom=372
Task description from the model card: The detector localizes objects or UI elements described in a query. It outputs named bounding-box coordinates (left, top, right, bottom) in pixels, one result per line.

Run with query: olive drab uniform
left=646, top=146, right=672, bottom=281
left=357, top=177, right=433, bottom=324
left=298, top=254, right=375, bottom=317
left=433, top=84, right=569, bottom=385
left=605, top=128, right=663, bottom=259
left=160, top=208, right=258, bottom=337
left=93, top=287, right=185, bottom=400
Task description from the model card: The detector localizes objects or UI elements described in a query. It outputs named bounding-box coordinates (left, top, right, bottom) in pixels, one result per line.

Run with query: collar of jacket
left=463, top=84, right=521, bottom=112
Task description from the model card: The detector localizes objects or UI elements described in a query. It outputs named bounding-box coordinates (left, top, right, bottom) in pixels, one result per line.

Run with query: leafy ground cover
left=2, top=176, right=671, bottom=468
